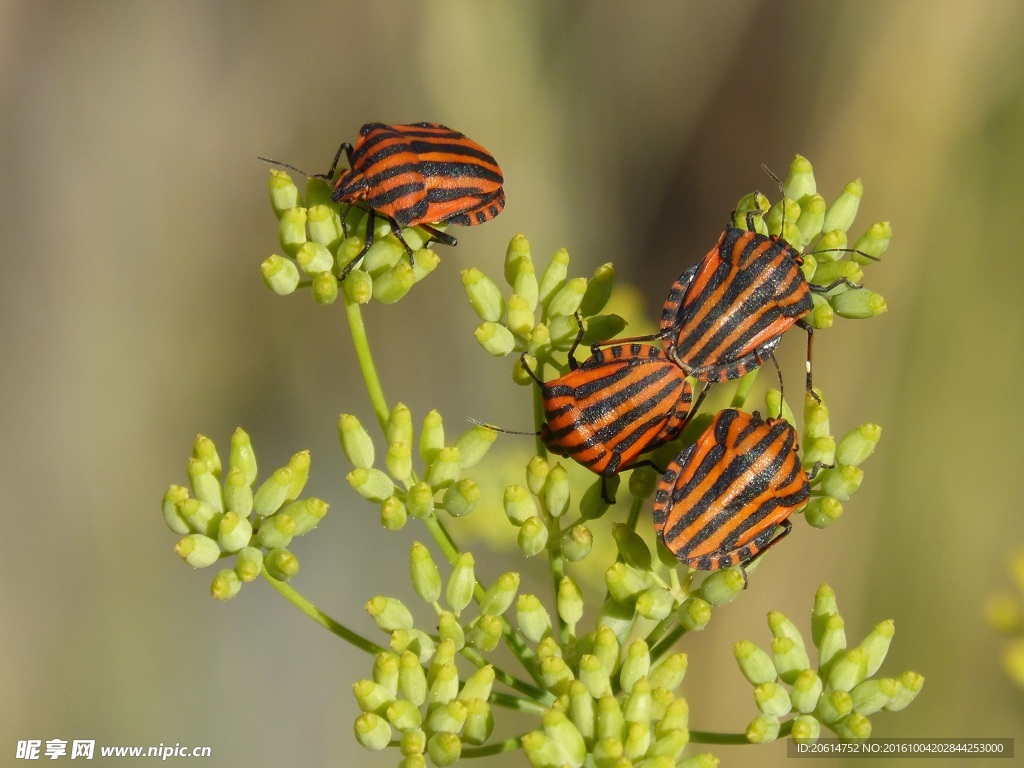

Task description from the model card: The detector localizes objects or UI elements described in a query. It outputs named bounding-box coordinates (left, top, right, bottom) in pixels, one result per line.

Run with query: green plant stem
left=624, top=492, right=643, bottom=532
left=649, top=624, right=688, bottom=666
left=343, top=291, right=389, bottom=431
left=730, top=368, right=760, bottom=410
left=462, top=736, right=526, bottom=758
left=262, top=569, right=387, bottom=656
left=489, top=691, right=550, bottom=716
left=689, top=730, right=753, bottom=745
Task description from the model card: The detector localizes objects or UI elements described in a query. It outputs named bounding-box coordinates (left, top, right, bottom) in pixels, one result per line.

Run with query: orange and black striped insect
left=262, top=122, right=504, bottom=278
left=653, top=408, right=815, bottom=575
left=659, top=208, right=867, bottom=399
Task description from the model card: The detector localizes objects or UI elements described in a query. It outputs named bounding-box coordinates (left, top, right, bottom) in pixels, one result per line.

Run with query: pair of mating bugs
left=266, top=123, right=856, bottom=576
left=525, top=210, right=867, bottom=575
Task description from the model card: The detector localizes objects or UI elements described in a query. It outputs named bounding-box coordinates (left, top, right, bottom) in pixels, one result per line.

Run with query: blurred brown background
left=2, top=1, right=1023, bottom=766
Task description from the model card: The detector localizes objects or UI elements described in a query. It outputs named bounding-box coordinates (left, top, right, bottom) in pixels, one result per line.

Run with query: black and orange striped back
left=539, top=343, right=692, bottom=476
left=660, top=226, right=812, bottom=382
left=653, top=408, right=809, bottom=570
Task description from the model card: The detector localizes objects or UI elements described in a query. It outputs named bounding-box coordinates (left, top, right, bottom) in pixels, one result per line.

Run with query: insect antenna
left=466, top=417, right=540, bottom=438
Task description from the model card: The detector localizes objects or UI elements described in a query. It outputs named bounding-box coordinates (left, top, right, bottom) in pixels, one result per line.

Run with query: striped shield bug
left=653, top=408, right=814, bottom=574
left=262, top=122, right=504, bottom=278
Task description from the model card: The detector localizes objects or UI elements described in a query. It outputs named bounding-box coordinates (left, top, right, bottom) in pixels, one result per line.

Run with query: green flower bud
left=790, top=669, right=823, bottom=714
left=372, top=651, right=400, bottom=697
left=481, top=572, right=520, bottom=617
left=222, top=468, right=253, bottom=519
left=541, top=463, right=570, bottom=518
left=347, top=467, right=395, bottom=502
left=372, top=260, right=416, bottom=304
left=823, top=179, right=863, bottom=233
left=547, top=277, right=587, bottom=319
left=649, top=653, right=688, bottom=692
left=636, top=587, right=674, bottom=621
left=428, top=662, right=460, bottom=706
left=852, top=221, right=892, bottom=264
left=459, top=664, right=495, bottom=703
left=283, top=451, right=309, bottom=501
left=518, top=516, right=549, bottom=557
left=356, top=679, right=395, bottom=720
left=466, top=614, right=502, bottom=653
left=817, top=613, right=847, bottom=678
left=267, top=170, right=299, bottom=217
left=425, top=446, right=461, bottom=490
left=521, top=731, right=560, bottom=768
left=234, top=546, right=263, bottom=582
left=699, top=568, right=745, bottom=606
left=277, top=207, right=307, bottom=256
left=335, top=236, right=366, bottom=277
left=381, top=496, right=407, bottom=531
left=591, top=736, right=624, bottom=767
left=537, top=247, right=570, bottom=308
left=187, top=457, right=223, bottom=512
left=427, top=699, right=468, bottom=735
left=560, top=524, right=593, bottom=562
left=648, top=729, right=689, bottom=762
left=263, top=547, right=298, bottom=580
left=543, top=710, right=586, bottom=767
left=764, top=388, right=796, bottom=425
left=295, top=241, right=334, bottom=275
left=312, top=271, right=338, bottom=304
left=426, top=732, right=461, bottom=767
left=217, top=510, right=252, bottom=552
left=504, top=484, right=536, bottom=525
left=885, top=671, right=924, bottom=711
left=526, top=455, right=550, bottom=495
left=626, top=464, right=657, bottom=499
left=383, top=403, right=412, bottom=449
left=361, top=233, right=405, bottom=277
left=803, top=435, right=835, bottom=467
left=252, top=467, right=293, bottom=516
left=810, top=228, right=849, bottom=265
left=766, top=197, right=800, bottom=238
left=858, top=619, right=895, bottom=676
left=784, top=154, right=816, bottom=200
left=581, top=262, right=616, bottom=316
left=366, top=595, right=414, bottom=632
left=446, top=553, right=476, bottom=615
left=656, top=696, right=689, bottom=738
left=812, top=255, right=862, bottom=290
left=803, top=496, right=843, bottom=528
left=454, top=425, right=497, bottom=470
left=578, top=477, right=614, bottom=520
left=819, top=465, right=863, bottom=501
left=745, top=713, right=779, bottom=744
left=565, top=681, right=595, bottom=743
left=581, top=314, right=628, bottom=346
left=462, top=699, right=493, bottom=746
left=408, top=542, right=441, bottom=604
left=506, top=294, right=536, bottom=338
left=511, top=259, right=539, bottom=312
left=808, top=292, right=834, bottom=329
left=503, top=233, right=532, bottom=284
left=353, top=712, right=391, bottom=751
left=343, top=268, right=373, bottom=304
left=162, top=485, right=191, bottom=535
left=830, top=288, right=886, bottom=319
left=613, top=524, right=652, bottom=571
left=528, top=323, right=550, bottom=348
left=790, top=714, right=820, bottom=744
left=811, top=584, right=839, bottom=642
left=851, top=677, right=898, bottom=716
left=548, top=313, right=582, bottom=349
left=803, top=394, right=830, bottom=442
left=678, top=597, right=712, bottom=631
left=592, top=625, right=620, bottom=675
left=284, top=497, right=328, bottom=536
left=605, top=562, right=648, bottom=605
left=835, top=712, right=872, bottom=739
left=417, top=410, right=444, bottom=466
left=827, top=647, right=869, bottom=692
left=410, top=248, right=439, bottom=283
left=620, top=642, right=651, bottom=694
left=579, top=654, right=612, bottom=699
left=406, top=482, right=435, bottom=519
left=393, top=631, right=435, bottom=666
left=624, top=720, right=651, bottom=761
left=306, top=204, right=343, bottom=249
left=399, top=651, right=427, bottom=707
left=210, top=569, right=241, bottom=601
left=175, top=533, right=221, bottom=568
left=734, top=641, right=777, bottom=685
left=836, top=423, right=882, bottom=466
left=386, top=699, right=422, bottom=732
left=517, top=594, right=552, bottom=644
left=386, top=441, right=413, bottom=485
left=734, top=191, right=769, bottom=222
left=191, top=434, right=222, bottom=478
left=754, top=682, right=792, bottom=717
left=772, top=636, right=810, bottom=685
left=435, top=611, right=463, bottom=650
left=541, top=656, right=575, bottom=695
left=400, top=728, right=426, bottom=758
left=474, top=321, right=515, bottom=356
left=261, top=254, right=300, bottom=295
left=441, top=479, right=479, bottom=518
left=795, top=193, right=827, bottom=245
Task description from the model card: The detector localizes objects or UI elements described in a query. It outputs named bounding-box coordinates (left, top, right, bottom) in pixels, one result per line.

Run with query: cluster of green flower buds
left=986, top=547, right=1024, bottom=689
left=734, top=584, right=923, bottom=742
left=263, top=171, right=440, bottom=305
left=734, top=155, right=889, bottom=328
left=162, top=429, right=327, bottom=599
left=462, top=235, right=625, bottom=380
left=340, top=404, right=497, bottom=531
left=794, top=388, right=881, bottom=530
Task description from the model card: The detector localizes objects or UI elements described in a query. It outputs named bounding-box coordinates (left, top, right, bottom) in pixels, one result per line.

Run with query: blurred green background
left=2, top=1, right=1023, bottom=765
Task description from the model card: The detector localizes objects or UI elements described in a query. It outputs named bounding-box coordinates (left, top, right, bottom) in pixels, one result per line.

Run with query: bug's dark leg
left=679, top=382, right=713, bottom=432
left=389, top=225, right=417, bottom=266
left=589, top=329, right=673, bottom=350
left=519, top=351, right=545, bottom=387
left=795, top=318, right=820, bottom=403
left=767, top=351, right=784, bottom=404
left=322, top=142, right=353, bottom=181
left=567, top=313, right=586, bottom=371
left=339, top=209, right=377, bottom=280
left=600, top=476, right=616, bottom=505
left=805, top=461, right=835, bottom=481
left=417, top=223, right=458, bottom=248
left=737, top=518, right=794, bottom=585
left=811, top=277, right=863, bottom=292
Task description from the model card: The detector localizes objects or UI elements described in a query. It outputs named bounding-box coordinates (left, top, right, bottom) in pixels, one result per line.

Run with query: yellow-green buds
left=406, top=482, right=434, bottom=519
left=517, top=516, right=548, bottom=557
left=803, top=497, right=843, bottom=529
left=735, top=641, right=777, bottom=686
left=504, top=485, right=537, bottom=525
left=581, top=263, right=616, bottom=316
left=830, top=288, right=887, bottom=318
left=442, top=479, right=480, bottom=517
left=506, top=294, right=535, bottom=337
left=620, top=642, right=651, bottom=694
left=253, top=467, right=293, bottom=516
left=753, top=682, right=791, bottom=717
left=410, top=542, right=442, bottom=604
left=234, top=547, right=262, bottom=582
left=399, top=651, right=427, bottom=707
left=818, top=465, right=863, bottom=500
left=386, top=442, right=413, bottom=485
left=347, top=467, right=395, bottom=502
left=162, top=485, right=191, bottom=535
left=255, top=512, right=295, bottom=549
left=823, top=179, right=863, bottom=234
left=678, top=597, right=712, bottom=632
left=795, top=194, right=827, bottom=245
left=481, top=572, right=520, bottom=617
left=175, top=534, right=220, bottom=568
left=353, top=712, right=391, bottom=751
left=426, top=732, right=461, bottom=766
left=261, top=254, right=301, bottom=296
left=267, top=169, right=299, bottom=216
left=516, top=594, right=552, bottom=643
left=454, top=424, right=497, bottom=469
left=784, top=155, right=816, bottom=202
left=745, top=713, right=780, bottom=744
left=296, top=241, right=334, bottom=275
left=853, top=221, right=892, bottom=263
left=474, top=322, right=515, bottom=356
left=537, top=247, right=570, bottom=308
left=613, top=524, right=653, bottom=571
left=557, top=576, right=584, bottom=631
left=339, top=415, right=376, bottom=468
left=419, top=410, right=444, bottom=465
left=836, top=424, right=881, bottom=467
left=698, top=568, right=745, bottom=606
left=466, top=614, right=502, bottom=653
left=790, top=670, right=823, bottom=714
left=425, top=446, right=461, bottom=490
left=210, top=569, right=241, bottom=601
left=560, top=524, right=593, bottom=562
left=343, top=268, right=372, bottom=303
left=650, top=653, right=688, bottom=692
left=446, top=553, right=476, bottom=615
left=367, top=596, right=415, bottom=632
left=263, top=548, right=298, bottom=580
